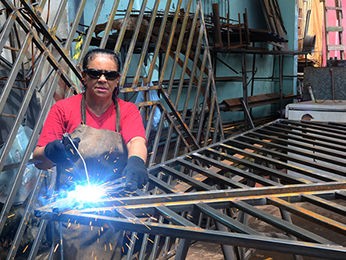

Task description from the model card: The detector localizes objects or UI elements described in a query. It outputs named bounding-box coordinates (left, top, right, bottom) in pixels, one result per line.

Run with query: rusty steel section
left=34, top=119, right=346, bottom=259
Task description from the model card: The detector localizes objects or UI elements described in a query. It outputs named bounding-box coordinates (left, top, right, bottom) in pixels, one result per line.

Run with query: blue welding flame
left=49, top=178, right=126, bottom=212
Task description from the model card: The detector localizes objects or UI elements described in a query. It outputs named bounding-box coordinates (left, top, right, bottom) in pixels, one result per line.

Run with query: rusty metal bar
left=64, top=0, right=87, bottom=51
left=146, top=0, right=173, bottom=83
left=188, top=48, right=208, bottom=132
left=114, top=0, right=135, bottom=53
left=132, top=0, right=161, bottom=87
left=99, top=0, right=120, bottom=49
left=158, top=0, right=183, bottom=86
left=268, top=197, right=346, bottom=234
left=16, top=0, right=81, bottom=83
left=167, top=0, right=193, bottom=95
left=77, top=0, right=105, bottom=63
left=119, top=0, right=148, bottom=87
left=172, top=1, right=199, bottom=107
left=0, top=11, right=17, bottom=52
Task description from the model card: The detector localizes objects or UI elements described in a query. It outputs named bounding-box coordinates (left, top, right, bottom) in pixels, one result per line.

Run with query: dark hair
left=82, top=48, right=121, bottom=71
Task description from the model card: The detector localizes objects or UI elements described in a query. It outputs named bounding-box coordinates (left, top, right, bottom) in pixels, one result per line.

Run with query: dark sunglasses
left=84, top=69, right=120, bottom=80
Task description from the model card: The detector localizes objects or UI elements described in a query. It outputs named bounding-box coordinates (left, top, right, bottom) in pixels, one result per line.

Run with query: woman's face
left=82, top=53, right=120, bottom=101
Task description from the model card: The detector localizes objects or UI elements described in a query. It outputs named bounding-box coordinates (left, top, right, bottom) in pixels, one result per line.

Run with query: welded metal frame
left=35, top=119, right=346, bottom=259
left=0, top=0, right=345, bottom=259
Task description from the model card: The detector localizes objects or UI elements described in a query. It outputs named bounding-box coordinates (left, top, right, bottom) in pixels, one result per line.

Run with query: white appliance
left=285, top=100, right=346, bottom=122
left=285, top=100, right=346, bottom=183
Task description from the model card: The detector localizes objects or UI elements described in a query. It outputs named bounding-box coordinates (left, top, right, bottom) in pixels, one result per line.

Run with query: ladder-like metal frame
left=322, top=0, right=345, bottom=60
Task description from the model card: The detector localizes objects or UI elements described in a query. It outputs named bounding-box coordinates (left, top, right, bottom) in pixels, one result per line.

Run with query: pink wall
left=322, top=0, right=346, bottom=64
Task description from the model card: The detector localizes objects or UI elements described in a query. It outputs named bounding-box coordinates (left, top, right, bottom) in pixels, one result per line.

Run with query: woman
left=33, top=48, right=148, bottom=191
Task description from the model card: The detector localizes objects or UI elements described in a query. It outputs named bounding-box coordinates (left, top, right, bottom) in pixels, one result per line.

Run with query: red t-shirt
left=37, top=94, right=145, bottom=146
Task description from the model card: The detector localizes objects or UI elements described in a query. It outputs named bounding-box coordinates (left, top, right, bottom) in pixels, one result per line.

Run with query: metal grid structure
left=35, top=119, right=346, bottom=259
left=0, top=0, right=223, bottom=258
left=0, top=0, right=345, bottom=259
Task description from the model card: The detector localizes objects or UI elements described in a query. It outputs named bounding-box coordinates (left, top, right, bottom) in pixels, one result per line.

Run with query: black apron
left=59, top=95, right=128, bottom=189
left=54, top=95, right=127, bottom=259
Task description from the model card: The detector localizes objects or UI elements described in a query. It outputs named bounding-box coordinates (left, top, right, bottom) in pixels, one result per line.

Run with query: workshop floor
left=184, top=202, right=346, bottom=260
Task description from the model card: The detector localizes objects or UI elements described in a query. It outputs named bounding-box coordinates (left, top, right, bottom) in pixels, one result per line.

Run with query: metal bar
left=114, top=0, right=135, bottom=53
left=180, top=17, right=204, bottom=122
left=268, top=197, right=346, bottom=235
left=231, top=200, right=333, bottom=244
left=176, top=158, right=247, bottom=189
left=36, top=183, right=346, bottom=213
left=64, top=0, right=87, bottom=50
left=45, top=212, right=346, bottom=259
left=77, top=0, right=105, bottom=62
left=0, top=68, right=61, bottom=234
left=277, top=121, right=346, bottom=143
left=246, top=131, right=345, bottom=159
left=196, top=203, right=261, bottom=235
left=190, top=152, right=297, bottom=186
left=99, top=0, right=120, bottom=48
left=49, top=0, right=68, bottom=29
left=234, top=135, right=346, bottom=168
left=285, top=120, right=346, bottom=136
left=147, top=108, right=165, bottom=165
left=159, top=165, right=214, bottom=191
left=301, top=194, right=346, bottom=216
left=173, top=1, right=199, bottom=108
left=132, top=0, right=161, bottom=87
left=0, top=35, right=32, bottom=115
left=119, top=0, right=148, bottom=87
left=148, top=174, right=177, bottom=194
left=188, top=49, right=208, bottom=132
left=158, top=0, right=183, bottom=86
left=146, top=0, right=173, bottom=83
left=15, top=0, right=81, bottom=82
left=173, top=16, right=205, bottom=157
left=7, top=171, right=45, bottom=258
left=217, top=143, right=345, bottom=180
left=306, top=121, right=346, bottom=131
left=196, top=71, right=212, bottom=144
left=258, top=127, right=346, bottom=154
left=167, top=0, right=193, bottom=95
left=159, top=88, right=200, bottom=149
left=0, top=11, right=17, bottom=52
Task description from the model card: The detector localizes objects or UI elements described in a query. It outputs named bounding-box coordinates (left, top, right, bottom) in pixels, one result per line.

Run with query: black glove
left=123, top=156, right=148, bottom=191
left=44, top=137, right=80, bottom=164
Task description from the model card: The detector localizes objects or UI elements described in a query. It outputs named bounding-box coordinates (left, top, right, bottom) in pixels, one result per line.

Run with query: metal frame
left=0, top=0, right=345, bottom=259
left=35, top=119, right=346, bottom=259
left=0, top=0, right=223, bottom=258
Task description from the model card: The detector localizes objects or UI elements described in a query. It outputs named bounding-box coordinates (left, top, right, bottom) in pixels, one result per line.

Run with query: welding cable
left=63, top=133, right=90, bottom=185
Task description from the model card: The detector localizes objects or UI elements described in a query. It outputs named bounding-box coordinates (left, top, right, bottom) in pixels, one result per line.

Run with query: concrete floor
left=183, top=202, right=346, bottom=260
